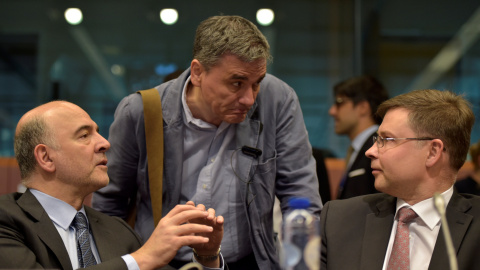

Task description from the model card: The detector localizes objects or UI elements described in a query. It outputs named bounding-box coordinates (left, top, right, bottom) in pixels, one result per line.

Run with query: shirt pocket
left=251, top=149, right=277, bottom=200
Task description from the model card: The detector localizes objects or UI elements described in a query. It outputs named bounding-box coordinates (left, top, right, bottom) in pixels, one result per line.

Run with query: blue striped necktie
left=71, top=212, right=97, bottom=268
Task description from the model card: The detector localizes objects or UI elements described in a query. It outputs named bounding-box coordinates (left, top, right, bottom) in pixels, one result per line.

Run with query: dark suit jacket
left=320, top=192, right=480, bottom=270
left=312, top=148, right=331, bottom=204
left=0, top=189, right=143, bottom=269
left=455, top=176, right=480, bottom=196
left=337, top=131, right=378, bottom=199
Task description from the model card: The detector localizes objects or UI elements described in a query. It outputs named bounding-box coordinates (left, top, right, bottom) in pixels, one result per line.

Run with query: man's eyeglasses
left=373, top=135, right=435, bottom=148
left=334, top=97, right=350, bottom=107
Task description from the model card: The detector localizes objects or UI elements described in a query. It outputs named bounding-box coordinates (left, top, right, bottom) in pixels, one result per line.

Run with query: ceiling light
left=160, top=9, right=178, bottom=25
left=256, top=9, right=274, bottom=26
left=64, top=8, right=83, bottom=25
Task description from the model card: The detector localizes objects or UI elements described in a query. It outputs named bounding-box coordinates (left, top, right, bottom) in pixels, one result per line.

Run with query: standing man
left=93, top=15, right=322, bottom=269
left=321, top=89, right=480, bottom=269
left=328, top=75, right=389, bottom=199
left=0, top=101, right=224, bottom=270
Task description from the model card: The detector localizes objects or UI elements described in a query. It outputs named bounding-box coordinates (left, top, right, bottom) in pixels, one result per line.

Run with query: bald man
left=0, top=101, right=224, bottom=270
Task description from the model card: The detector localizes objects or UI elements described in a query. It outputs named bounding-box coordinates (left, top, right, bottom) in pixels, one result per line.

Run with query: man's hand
left=187, top=201, right=224, bottom=268
left=131, top=204, right=213, bottom=270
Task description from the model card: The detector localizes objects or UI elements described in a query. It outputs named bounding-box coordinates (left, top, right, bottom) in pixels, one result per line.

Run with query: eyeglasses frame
left=333, top=96, right=351, bottom=108
left=372, top=135, right=436, bottom=148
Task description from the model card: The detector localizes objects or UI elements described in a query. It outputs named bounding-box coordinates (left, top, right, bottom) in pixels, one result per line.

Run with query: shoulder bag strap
left=135, top=88, right=164, bottom=228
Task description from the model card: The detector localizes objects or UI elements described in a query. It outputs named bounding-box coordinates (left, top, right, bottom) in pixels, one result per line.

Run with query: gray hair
left=14, top=116, right=57, bottom=183
left=193, top=15, right=272, bottom=70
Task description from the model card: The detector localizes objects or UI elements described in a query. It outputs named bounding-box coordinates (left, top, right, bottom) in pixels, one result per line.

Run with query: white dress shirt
left=382, top=186, right=454, bottom=270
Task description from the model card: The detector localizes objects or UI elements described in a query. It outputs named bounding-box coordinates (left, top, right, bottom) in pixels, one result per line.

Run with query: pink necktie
left=387, top=207, right=418, bottom=270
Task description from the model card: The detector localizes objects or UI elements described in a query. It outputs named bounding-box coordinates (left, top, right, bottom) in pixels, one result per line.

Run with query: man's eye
left=233, top=82, right=242, bottom=87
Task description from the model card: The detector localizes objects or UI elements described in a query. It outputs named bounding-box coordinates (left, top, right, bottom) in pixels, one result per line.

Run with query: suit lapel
left=339, top=131, right=375, bottom=198
left=18, top=190, right=73, bottom=270
left=360, top=196, right=396, bottom=270
left=429, top=192, right=473, bottom=269
left=86, top=207, right=120, bottom=261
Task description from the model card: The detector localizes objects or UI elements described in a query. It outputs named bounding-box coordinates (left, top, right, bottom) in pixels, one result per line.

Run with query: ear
left=34, top=144, right=55, bottom=173
left=190, top=59, right=204, bottom=87
left=425, top=139, right=444, bottom=168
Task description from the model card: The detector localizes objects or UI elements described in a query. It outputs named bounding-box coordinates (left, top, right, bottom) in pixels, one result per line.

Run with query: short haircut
left=333, top=75, right=389, bottom=124
left=14, top=116, right=57, bottom=182
left=193, top=15, right=272, bottom=70
left=376, top=89, right=475, bottom=171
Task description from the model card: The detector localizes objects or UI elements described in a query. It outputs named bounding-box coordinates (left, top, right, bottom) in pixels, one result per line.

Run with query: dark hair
left=333, top=75, right=389, bottom=124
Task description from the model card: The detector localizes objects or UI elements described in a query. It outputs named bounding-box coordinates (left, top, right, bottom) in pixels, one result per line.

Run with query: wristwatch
left=193, top=246, right=221, bottom=261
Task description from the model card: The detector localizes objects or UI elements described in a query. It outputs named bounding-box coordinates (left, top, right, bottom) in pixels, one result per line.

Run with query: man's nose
left=239, top=87, right=255, bottom=106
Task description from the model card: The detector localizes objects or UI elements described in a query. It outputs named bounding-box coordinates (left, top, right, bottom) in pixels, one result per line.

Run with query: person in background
left=321, top=89, right=480, bottom=270
left=328, top=75, right=389, bottom=199
left=0, top=101, right=224, bottom=270
left=92, top=15, right=322, bottom=269
left=312, top=148, right=331, bottom=204
left=455, top=139, right=480, bottom=195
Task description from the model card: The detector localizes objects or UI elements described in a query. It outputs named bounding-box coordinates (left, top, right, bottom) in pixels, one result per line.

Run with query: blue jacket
left=93, top=68, right=322, bottom=269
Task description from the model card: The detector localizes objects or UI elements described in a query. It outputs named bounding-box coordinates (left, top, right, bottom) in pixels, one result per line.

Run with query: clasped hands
left=132, top=201, right=224, bottom=270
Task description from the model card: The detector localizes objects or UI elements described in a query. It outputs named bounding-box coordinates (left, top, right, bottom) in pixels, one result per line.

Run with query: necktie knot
left=72, top=212, right=89, bottom=230
left=397, top=207, right=417, bottom=224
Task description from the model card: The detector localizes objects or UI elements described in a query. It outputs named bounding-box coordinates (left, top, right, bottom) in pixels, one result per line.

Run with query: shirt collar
left=395, top=185, right=454, bottom=230
left=29, top=189, right=86, bottom=231
left=181, top=76, right=230, bottom=133
left=181, top=76, right=217, bottom=129
left=351, top=125, right=378, bottom=151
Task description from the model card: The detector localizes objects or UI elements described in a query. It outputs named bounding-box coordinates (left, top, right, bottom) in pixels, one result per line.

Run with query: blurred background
left=1, top=0, right=480, bottom=159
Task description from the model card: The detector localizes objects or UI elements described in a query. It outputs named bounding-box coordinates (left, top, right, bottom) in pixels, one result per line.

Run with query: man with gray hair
left=0, top=101, right=224, bottom=270
left=93, top=15, right=322, bottom=269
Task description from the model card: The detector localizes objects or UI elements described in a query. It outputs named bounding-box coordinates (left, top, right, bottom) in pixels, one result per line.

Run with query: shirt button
left=202, top=184, right=207, bottom=189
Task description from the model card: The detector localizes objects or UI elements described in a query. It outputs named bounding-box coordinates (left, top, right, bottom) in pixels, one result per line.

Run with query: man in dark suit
left=321, top=90, right=480, bottom=269
left=0, top=101, right=224, bottom=270
left=328, top=76, right=389, bottom=199
left=312, top=148, right=331, bottom=204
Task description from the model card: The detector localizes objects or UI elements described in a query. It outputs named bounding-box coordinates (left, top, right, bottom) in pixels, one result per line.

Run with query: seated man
left=455, top=138, right=480, bottom=196
left=0, top=101, right=224, bottom=270
left=321, top=89, right=480, bottom=269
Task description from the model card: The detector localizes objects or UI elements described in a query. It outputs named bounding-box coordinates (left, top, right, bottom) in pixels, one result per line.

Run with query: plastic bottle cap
left=288, top=197, right=310, bottom=209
